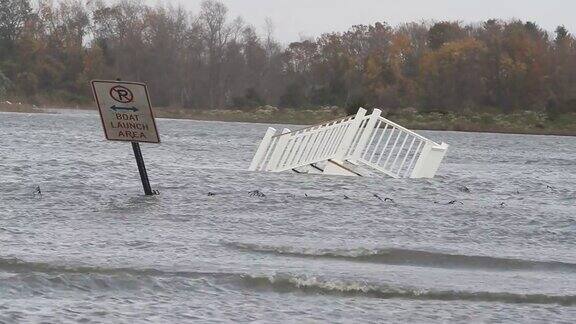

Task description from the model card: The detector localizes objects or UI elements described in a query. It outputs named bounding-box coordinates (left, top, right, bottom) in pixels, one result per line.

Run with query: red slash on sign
left=110, top=85, right=134, bottom=103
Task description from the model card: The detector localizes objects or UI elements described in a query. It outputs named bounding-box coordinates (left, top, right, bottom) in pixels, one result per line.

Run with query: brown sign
left=91, top=80, right=160, bottom=143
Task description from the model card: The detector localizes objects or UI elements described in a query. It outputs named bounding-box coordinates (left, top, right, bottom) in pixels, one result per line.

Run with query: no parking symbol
left=110, top=85, right=134, bottom=103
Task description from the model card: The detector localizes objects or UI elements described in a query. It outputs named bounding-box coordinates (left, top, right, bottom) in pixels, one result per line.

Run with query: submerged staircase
left=249, top=108, right=449, bottom=178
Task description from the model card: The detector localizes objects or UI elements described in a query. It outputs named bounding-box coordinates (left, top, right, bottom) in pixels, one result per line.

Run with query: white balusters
left=351, top=109, right=381, bottom=162
left=249, top=127, right=276, bottom=171
left=267, top=128, right=291, bottom=171
left=356, top=115, right=449, bottom=178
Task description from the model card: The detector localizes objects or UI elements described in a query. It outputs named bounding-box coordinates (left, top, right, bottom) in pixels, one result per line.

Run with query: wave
left=239, top=274, right=576, bottom=306
left=0, top=257, right=236, bottom=295
left=0, top=257, right=223, bottom=279
left=524, top=158, right=576, bottom=166
left=1, top=257, right=575, bottom=306
left=226, top=242, right=576, bottom=272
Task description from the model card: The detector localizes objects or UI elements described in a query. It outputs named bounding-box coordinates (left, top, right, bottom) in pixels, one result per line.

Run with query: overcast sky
left=152, top=0, right=573, bottom=43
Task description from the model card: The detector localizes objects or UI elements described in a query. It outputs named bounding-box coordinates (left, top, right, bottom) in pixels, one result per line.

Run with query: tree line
left=0, top=0, right=575, bottom=117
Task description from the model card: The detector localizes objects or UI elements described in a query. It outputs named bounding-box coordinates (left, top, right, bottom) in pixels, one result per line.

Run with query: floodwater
left=0, top=110, right=575, bottom=323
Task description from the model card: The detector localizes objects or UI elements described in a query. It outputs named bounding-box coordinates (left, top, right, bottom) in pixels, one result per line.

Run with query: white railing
left=249, top=111, right=363, bottom=172
left=249, top=108, right=449, bottom=178
left=352, top=112, right=448, bottom=178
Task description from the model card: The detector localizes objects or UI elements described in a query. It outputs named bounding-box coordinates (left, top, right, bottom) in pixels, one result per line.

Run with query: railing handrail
left=271, top=114, right=355, bottom=138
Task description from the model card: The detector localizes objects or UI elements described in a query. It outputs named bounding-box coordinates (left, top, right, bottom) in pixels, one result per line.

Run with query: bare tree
left=199, top=0, right=235, bottom=108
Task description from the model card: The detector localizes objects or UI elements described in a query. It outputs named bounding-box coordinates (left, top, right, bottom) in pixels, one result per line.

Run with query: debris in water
left=249, top=108, right=449, bottom=179
left=435, top=200, right=464, bottom=205
left=33, top=185, right=42, bottom=198
left=458, top=186, right=471, bottom=193
left=207, top=192, right=216, bottom=197
left=249, top=190, right=266, bottom=198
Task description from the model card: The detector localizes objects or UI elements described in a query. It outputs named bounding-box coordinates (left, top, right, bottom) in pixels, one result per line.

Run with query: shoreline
left=1, top=104, right=574, bottom=137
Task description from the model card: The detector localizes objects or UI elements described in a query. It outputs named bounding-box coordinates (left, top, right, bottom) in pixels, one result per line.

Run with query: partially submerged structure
left=249, top=108, right=449, bottom=178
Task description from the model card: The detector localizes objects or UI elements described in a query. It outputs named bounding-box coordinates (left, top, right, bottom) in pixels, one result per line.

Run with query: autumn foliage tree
left=0, top=0, right=575, bottom=116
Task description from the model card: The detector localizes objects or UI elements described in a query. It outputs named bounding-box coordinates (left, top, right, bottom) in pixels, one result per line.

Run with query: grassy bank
left=153, top=107, right=347, bottom=125
left=154, top=107, right=576, bottom=136
left=390, top=110, right=576, bottom=136
left=0, top=102, right=43, bottom=113
left=1, top=103, right=575, bottom=136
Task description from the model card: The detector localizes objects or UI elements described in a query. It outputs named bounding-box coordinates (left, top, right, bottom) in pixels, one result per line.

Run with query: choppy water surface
left=0, top=111, right=575, bottom=323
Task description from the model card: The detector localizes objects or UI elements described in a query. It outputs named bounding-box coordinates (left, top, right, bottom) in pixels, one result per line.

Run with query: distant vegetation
left=1, top=0, right=575, bottom=122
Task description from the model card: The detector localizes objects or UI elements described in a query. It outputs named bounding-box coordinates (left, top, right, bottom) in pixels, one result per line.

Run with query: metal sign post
left=131, top=142, right=153, bottom=195
left=91, top=80, right=161, bottom=196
